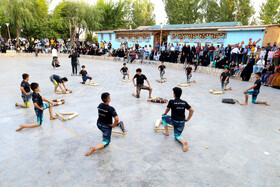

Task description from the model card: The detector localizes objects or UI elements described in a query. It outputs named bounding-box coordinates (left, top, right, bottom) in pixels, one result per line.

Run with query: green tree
left=4, top=0, right=35, bottom=45
left=130, top=0, right=156, bottom=29
left=235, top=0, right=254, bottom=25
left=259, top=0, right=280, bottom=24
left=162, top=0, right=202, bottom=24
left=97, top=0, right=131, bottom=30
left=201, top=0, right=221, bottom=23
left=219, top=0, right=236, bottom=22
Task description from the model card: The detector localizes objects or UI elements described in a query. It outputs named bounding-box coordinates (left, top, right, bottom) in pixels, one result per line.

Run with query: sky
left=49, top=0, right=265, bottom=25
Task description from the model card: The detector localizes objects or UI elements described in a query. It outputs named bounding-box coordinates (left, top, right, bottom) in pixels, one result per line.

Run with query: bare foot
left=50, top=117, right=58, bottom=120
left=16, top=125, right=24, bottom=132
left=228, top=87, right=232, bottom=90
left=162, top=131, right=169, bottom=136
left=183, top=142, right=189, bottom=152
left=15, top=103, right=19, bottom=107
left=132, top=93, right=136, bottom=97
left=265, top=102, right=270, bottom=106
left=85, top=147, right=95, bottom=156
left=193, top=80, right=196, bottom=83
left=241, top=103, right=248, bottom=106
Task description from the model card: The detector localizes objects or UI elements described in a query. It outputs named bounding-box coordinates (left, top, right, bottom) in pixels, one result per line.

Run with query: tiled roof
left=147, top=22, right=242, bottom=30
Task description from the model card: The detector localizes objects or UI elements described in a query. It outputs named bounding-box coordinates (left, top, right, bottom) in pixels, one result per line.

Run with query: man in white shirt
left=231, top=45, right=240, bottom=62
left=259, top=47, right=266, bottom=59
left=253, top=56, right=265, bottom=73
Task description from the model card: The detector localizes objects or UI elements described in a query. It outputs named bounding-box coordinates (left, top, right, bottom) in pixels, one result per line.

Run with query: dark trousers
left=72, top=62, right=77, bottom=74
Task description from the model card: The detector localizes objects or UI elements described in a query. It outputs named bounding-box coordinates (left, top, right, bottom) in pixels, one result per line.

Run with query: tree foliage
left=96, top=0, right=131, bottom=30
left=259, top=0, right=280, bottom=24
left=163, top=0, right=202, bottom=24
left=130, top=0, right=156, bottom=29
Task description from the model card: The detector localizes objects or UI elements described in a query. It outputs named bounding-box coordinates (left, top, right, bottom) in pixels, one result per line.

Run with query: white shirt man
left=253, top=57, right=265, bottom=73
left=231, top=47, right=240, bottom=54
left=52, top=48, right=58, bottom=57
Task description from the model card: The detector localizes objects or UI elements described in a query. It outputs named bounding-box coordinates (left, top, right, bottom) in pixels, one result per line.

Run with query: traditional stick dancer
left=161, top=87, right=194, bottom=152
left=120, top=63, right=130, bottom=80
left=79, top=65, right=93, bottom=84
left=15, top=73, right=32, bottom=108
left=220, top=67, right=232, bottom=92
left=85, top=92, right=120, bottom=156
left=132, top=68, right=152, bottom=99
left=158, top=62, right=166, bottom=80
left=185, top=62, right=196, bottom=84
left=49, top=74, right=68, bottom=93
left=16, top=83, right=57, bottom=131
left=241, top=72, right=270, bottom=106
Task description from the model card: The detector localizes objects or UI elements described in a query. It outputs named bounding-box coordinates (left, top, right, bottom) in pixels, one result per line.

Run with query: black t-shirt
left=134, top=74, right=147, bottom=85
left=254, top=79, right=262, bottom=91
left=121, top=67, right=128, bottom=73
left=221, top=72, right=230, bottom=82
left=97, top=103, right=117, bottom=125
left=20, top=80, right=30, bottom=93
left=158, top=65, right=166, bottom=72
left=185, top=67, right=192, bottom=75
left=79, top=70, right=87, bottom=77
left=32, top=92, right=43, bottom=107
left=229, top=64, right=235, bottom=69
left=167, top=98, right=191, bottom=121
left=52, top=74, right=62, bottom=83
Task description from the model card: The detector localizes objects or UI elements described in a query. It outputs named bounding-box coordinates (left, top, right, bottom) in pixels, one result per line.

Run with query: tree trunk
left=69, top=19, right=73, bottom=44
left=16, top=27, right=20, bottom=47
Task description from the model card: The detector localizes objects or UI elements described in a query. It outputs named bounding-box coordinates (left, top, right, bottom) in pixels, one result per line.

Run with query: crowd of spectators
left=0, top=37, right=279, bottom=88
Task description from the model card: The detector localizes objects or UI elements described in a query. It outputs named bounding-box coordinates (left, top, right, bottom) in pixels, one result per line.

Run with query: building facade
left=96, top=22, right=280, bottom=50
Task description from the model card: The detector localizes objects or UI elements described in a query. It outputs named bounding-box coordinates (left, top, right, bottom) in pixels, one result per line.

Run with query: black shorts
left=136, top=84, right=150, bottom=98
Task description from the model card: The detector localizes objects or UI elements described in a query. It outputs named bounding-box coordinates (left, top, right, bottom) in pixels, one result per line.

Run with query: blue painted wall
left=98, top=33, right=154, bottom=50
left=97, top=30, right=265, bottom=51
left=224, top=30, right=265, bottom=46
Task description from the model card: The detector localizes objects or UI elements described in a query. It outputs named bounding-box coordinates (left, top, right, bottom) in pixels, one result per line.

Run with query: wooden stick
left=59, top=112, right=77, bottom=115
left=112, top=130, right=126, bottom=137
left=56, top=113, right=67, bottom=121
left=67, top=113, right=78, bottom=120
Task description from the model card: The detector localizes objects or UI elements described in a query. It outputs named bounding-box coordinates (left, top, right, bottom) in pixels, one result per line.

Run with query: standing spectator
left=219, top=44, right=225, bottom=55
left=273, top=48, right=280, bottom=66
left=231, top=45, right=240, bottom=63
left=209, top=44, right=215, bottom=61
left=69, top=49, right=80, bottom=75
left=203, top=43, right=209, bottom=56
left=195, top=44, right=201, bottom=58
left=260, top=47, right=266, bottom=60
left=267, top=48, right=275, bottom=65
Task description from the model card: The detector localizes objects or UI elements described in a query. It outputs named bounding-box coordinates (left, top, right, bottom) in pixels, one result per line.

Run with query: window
left=109, top=33, right=112, bottom=40
left=101, top=34, right=103, bottom=40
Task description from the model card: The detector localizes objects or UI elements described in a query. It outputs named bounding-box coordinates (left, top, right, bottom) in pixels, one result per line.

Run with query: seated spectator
left=268, top=66, right=280, bottom=88
left=229, top=61, right=236, bottom=76
left=235, top=62, right=245, bottom=77
left=253, top=56, right=265, bottom=73
left=261, top=64, right=275, bottom=86
left=215, top=53, right=225, bottom=69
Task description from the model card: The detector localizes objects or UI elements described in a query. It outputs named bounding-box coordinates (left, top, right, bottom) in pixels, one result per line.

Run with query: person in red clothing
left=209, top=44, right=215, bottom=61
left=195, top=44, right=201, bottom=58
left=273, top=48, right=280, bottom=66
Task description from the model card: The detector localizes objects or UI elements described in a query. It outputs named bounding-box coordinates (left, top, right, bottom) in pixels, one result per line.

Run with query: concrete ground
left=0, top=56, right=279, bottom=187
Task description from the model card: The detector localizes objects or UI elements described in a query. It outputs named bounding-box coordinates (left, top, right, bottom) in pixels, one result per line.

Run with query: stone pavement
left=0, top=57, right=279, bottom=186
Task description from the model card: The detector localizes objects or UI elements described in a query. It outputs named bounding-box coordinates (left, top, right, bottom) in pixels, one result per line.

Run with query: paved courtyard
left=0, top=56, right=279, bottom=186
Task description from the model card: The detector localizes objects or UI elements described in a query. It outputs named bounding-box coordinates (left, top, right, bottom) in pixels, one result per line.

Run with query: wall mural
left=171, top=32, right=226, bottom=39
left=116, top=33, right=151, bottom=40
left=203, top=36, right=213, bottom=43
